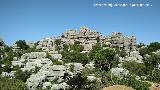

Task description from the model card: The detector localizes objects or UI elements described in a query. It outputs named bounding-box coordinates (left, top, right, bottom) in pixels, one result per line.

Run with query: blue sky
left=0, top=0, right=160, bottom=45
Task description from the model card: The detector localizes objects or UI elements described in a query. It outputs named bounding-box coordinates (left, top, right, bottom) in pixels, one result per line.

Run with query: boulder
left=42, top=82, right=52, bottom=89
left=51, top=54, right=62, bottom=60
left=111, top=68, right=129, bottom=78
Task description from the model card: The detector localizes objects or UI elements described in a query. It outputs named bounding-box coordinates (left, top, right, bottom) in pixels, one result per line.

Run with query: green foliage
left=15, top=70, right=32, bottom=82
left=2, top=64, right=13, bottom=73
left=0, top=39, right=4, bottom=46
left=115, top=75, right=151, bottom=90
left=0, top=77, right=26, bottom=90
left=89, top=43, right=103, bottom=61
left=54, top=39, right=61, bottom=46
left=96, top=37, right=100, bottom=43
left=144, top=53, right=160, bottom=71
left=67, top=73, right=101, bottom=90
left=122, top=61, right=146, bottom=76
left=119, top=49, right=127, bottom=57
left=74, top=41, right=81, bottom=45
left=61, top=51, right=88, bottom=65
left=15, top=40, right=29, bottom=50
left=2, top=51, right=15, bottom=72
left=52, top=60, right=62, bottom=65
left=4, top=45, right=12, bottom=52
left=82, top=68, right=95, bottom=76
left=148, top=42, right=160, bottom=53
left=63, top=44, right=69, bottom=51
left=0, top=49, right=4, bottom=60
left=46, top=52, right=52, bottom=59
left=70, top=44, right=84, bottom=52
left=93, top=48, right=117, bottom=71
left=67, top=73, right=88, bottom=89
left=139, top=42, right=160, bottom=56
left=139, top=47, right=149, bottom=57
left=147, top=69, right=160, bottom=83
left=69, top=64, right=74, bottom=72
left=137, top=42, right=145, bottom=48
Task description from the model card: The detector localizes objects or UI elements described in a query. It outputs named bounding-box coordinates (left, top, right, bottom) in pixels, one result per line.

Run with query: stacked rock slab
left=11, top=52, right=53, bottom=72
left=36, top=37, right=56, bottom=53
left=61, top=27, right=137, bottom=52
left=26, top=65, right=71, bottom=90
left=109, top=32, right=137, bottom=53
left=61, top=27, right=101, bottom=51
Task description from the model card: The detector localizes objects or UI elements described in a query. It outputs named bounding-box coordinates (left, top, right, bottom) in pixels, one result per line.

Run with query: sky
left=0, top=0, right=160, bottom=45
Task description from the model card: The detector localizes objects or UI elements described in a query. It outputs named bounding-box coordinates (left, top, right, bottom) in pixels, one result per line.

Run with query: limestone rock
left=50, top=54, right=62, bottom=60
left=42, top=82, right=52, bottom=89
left=111, top=68, right=129, bottom=78
left=1, top=71, right=15, bottom=77
left=21, top=52, right=46, bottom=59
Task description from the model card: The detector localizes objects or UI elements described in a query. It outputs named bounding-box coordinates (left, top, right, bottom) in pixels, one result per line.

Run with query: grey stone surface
left=120, top=51, right=143, bottom=63
left=85, top=61, right=95, bottom=70
left=1, top=71, right=15, bottom=77
left=42, top=82, right=52, bottom=89
left=111, top=68, right=129, bottom=78
left=12, top=60, right=23, bottom=67
left=26, top=65, right=71, bottom=90
left=87, top=75, right=97, bottom=81
left=21, top=52, right=46, bottom=59
left=65, top=63, right=84, bottom=73
left=50, top=54, right=62, bottom=60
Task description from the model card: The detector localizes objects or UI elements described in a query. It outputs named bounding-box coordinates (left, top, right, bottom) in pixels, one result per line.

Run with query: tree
left=93, top=48, right=117, bottom=71
left=2, top=51, right=14, bottom=72
left=15, top=40, right=29, bottom=50
left=0, top=38, right=4, bottom=46
left=54, top=39, right=61, bottom=46
left=66, top=73, right=101, bottom=90
left=139, top=47, right=149, bottom=57
left=67, top=73, right=88, bottom=90
left=89, top=43, right=103, bottom=61
left=137, top=42, right=145, bottom=48
left=147, top=42, right=160, bottom=53
left=144, top=53, right=160, bottom=71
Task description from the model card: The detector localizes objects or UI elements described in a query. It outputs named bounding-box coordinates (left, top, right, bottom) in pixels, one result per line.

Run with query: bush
left=122, top=61, right=146, bottom=76
left=116, top=75, right=151, bottom=90
left=52, top=60, right=62, bottom=65
left=61, top=51, right=88, bottom=65
left=147, top=69, right=160, bottom=83
left=15, top=70, right=32, bottom=82
left=0, top=77, right=26, bottom=90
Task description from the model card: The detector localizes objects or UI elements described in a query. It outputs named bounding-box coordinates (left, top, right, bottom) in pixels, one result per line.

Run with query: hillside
left=0, top=27, right=160, bottom=90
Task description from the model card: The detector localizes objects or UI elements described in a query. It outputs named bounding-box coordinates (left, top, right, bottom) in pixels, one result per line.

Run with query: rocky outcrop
left=61, top=27, right=137, bottom=52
